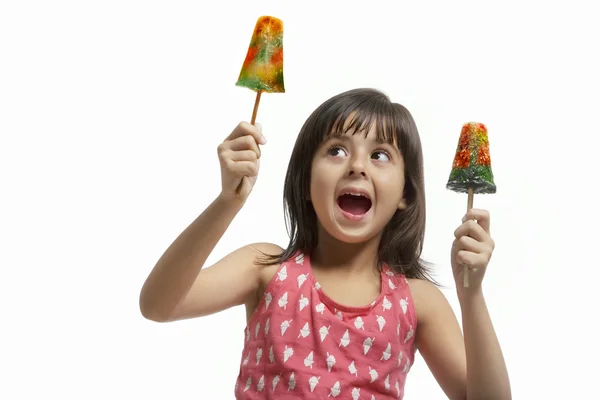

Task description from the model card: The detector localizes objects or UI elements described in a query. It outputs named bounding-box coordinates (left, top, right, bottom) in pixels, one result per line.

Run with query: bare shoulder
left=406, top=278, right=460, bottom=339
left=406, top=278, right=450, bottom=322
left=406, top=278, right=467, bottom=400
left=169, top=242, right=282, bottom=322
left=248, top=242, right=284, bottom=259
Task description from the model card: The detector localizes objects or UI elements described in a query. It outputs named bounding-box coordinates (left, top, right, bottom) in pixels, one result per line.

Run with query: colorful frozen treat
left=446, top=122, right=496, bottom=194
left=446, top=122, right=497, bottom=287
left=236, top=16, right=285, bottom=94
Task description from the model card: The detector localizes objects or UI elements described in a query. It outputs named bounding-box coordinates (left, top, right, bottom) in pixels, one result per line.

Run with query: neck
left=311, top=225, right=381, bottom=274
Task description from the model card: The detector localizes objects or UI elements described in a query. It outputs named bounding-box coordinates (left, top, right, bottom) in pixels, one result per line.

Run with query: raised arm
left=139, top=195, right=276, bottom=322
left=139, top=122, right=270, bottom=322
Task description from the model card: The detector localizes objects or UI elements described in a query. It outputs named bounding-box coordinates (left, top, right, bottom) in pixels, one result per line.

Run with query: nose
left=347, top=155, right=367, bottom=178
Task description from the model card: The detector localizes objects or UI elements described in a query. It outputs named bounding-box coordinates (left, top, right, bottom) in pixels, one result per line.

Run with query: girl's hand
left=217, top=122, right=266, bottom=203
left=451, top=208, right=495, bottom=294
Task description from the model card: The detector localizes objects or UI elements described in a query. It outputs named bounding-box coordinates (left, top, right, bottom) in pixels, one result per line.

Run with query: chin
left=318, top=208, right=383, bottom=245
left=333, top=231, right=378, bottom=244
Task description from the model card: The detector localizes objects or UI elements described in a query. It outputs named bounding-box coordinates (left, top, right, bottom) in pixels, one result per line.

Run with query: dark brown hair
left=258, top=88, right=436, bottom=284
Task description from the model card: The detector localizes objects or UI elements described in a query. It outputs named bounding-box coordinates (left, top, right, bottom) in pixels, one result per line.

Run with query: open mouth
left=337, top=192, right=372, bottom=216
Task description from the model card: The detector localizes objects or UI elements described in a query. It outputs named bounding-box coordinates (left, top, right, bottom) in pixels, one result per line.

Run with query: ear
left=398, top=198, right=407, bottom=210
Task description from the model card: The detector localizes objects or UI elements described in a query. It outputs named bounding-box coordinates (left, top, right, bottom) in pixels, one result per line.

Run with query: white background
left=2, top=1, right=599, bottom=399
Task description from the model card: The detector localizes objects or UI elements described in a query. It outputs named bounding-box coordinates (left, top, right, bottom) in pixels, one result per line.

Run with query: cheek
left=310, top=173, right=329, bottom=203
left=375, top=169, right=405, bottom=196
left=311, top=159, right=337, bottom=186
left=309, top=164, right=328, bottom=201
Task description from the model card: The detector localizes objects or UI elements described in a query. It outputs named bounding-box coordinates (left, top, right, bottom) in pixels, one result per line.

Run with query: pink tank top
left=234, top=251, right=417, bottom=399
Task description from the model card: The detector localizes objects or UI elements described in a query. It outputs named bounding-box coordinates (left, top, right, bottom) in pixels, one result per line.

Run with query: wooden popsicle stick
left=463, top=187, right=475, bottom=287
left=250, top=90, right=262, bottom=125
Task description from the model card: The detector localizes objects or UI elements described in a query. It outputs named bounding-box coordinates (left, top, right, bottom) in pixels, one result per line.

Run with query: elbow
left=139, top=304, right=164, bottom=322
left=139, top=290, right=171, bottom=323
left=140, top=301, right=170, bottom=323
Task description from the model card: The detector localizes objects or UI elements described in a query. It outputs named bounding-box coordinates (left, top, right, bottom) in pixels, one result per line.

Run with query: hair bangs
left=324, top=99, right=399, bottom=145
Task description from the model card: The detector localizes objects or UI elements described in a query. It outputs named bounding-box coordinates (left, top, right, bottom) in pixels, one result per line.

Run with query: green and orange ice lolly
left=236, top=16, right=285, bottom=125
left=447, top=122, right=496, bottom=287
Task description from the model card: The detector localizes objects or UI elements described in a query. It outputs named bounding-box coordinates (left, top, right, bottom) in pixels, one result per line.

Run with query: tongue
left=338, top=194, right=371, bottom=215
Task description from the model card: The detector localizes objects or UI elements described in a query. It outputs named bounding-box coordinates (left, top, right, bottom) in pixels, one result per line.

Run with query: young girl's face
left=310, top=121, right=407, bottom=245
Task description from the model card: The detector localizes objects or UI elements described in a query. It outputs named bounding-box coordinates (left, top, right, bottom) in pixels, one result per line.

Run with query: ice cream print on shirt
left=235, top=252, right=417, bottom=399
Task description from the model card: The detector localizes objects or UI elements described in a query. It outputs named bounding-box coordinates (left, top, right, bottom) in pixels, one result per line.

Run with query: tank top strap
left=380, top=263, right=406, bottom=292
left=264, top=250, right=312, bottom=294
left=281, top=250, right=311, bottom=283
left=381, top=263, right=417, bottom=327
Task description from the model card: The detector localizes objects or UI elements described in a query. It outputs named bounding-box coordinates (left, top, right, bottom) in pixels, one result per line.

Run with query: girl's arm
left=453, top=209, right=511, bottom=399
left=139, top=121, right=275, bottom=322
left=139, top=194, right=278, bottom=322
left=459, top=289, right=511, bottom=400
left=412, top=281, right=511, bottom=400
left=411, top=279, right=467, bottom=400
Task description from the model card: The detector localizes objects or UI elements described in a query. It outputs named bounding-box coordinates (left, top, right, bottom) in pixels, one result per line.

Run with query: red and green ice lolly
left=236, top=16, right=285, bottom=125
left=447, top=122, right=496, bottom=287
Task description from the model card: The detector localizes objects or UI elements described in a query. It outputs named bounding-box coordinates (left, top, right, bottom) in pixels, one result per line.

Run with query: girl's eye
left=328, top=146, right=347, bottom=157
left=371, top=150, right=390, bottom=162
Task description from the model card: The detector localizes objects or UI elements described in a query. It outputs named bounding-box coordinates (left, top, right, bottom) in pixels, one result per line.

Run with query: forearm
left=139, top=194, right=244, bottom=321
left=460, top=290, right=511, bottom=400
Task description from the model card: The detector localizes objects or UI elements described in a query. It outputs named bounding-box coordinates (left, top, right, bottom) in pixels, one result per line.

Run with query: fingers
left=221, top=121, right=264, bottom=160
left=218, top=135, right=262, bottom=165
left=453, top=237, right=490, bottom=267
left=453, top=219, right=488, bottom=242
left=225, top=121, right=266, bottom=145
left=227, top=135, right=262, bottom=158
left=453, top=221, right=494, bottom=269
left=453, top=235, right=487, bottom=254
left=462, top=208, right=490, bottom=233
left=226, top=160, right=259, bottom=178
left=230, top=150, right=259, bottom=162
left=455, top=250, right=486, bottom=269
left=218, top=122, right=264, bottom=198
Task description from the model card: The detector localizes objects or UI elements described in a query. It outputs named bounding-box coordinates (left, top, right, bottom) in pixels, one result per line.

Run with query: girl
left=139, top=88, right=511, bottom=400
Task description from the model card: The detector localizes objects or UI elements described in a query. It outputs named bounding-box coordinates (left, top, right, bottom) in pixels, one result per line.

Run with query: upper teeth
left=345, top=192, right=367, bottom=198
